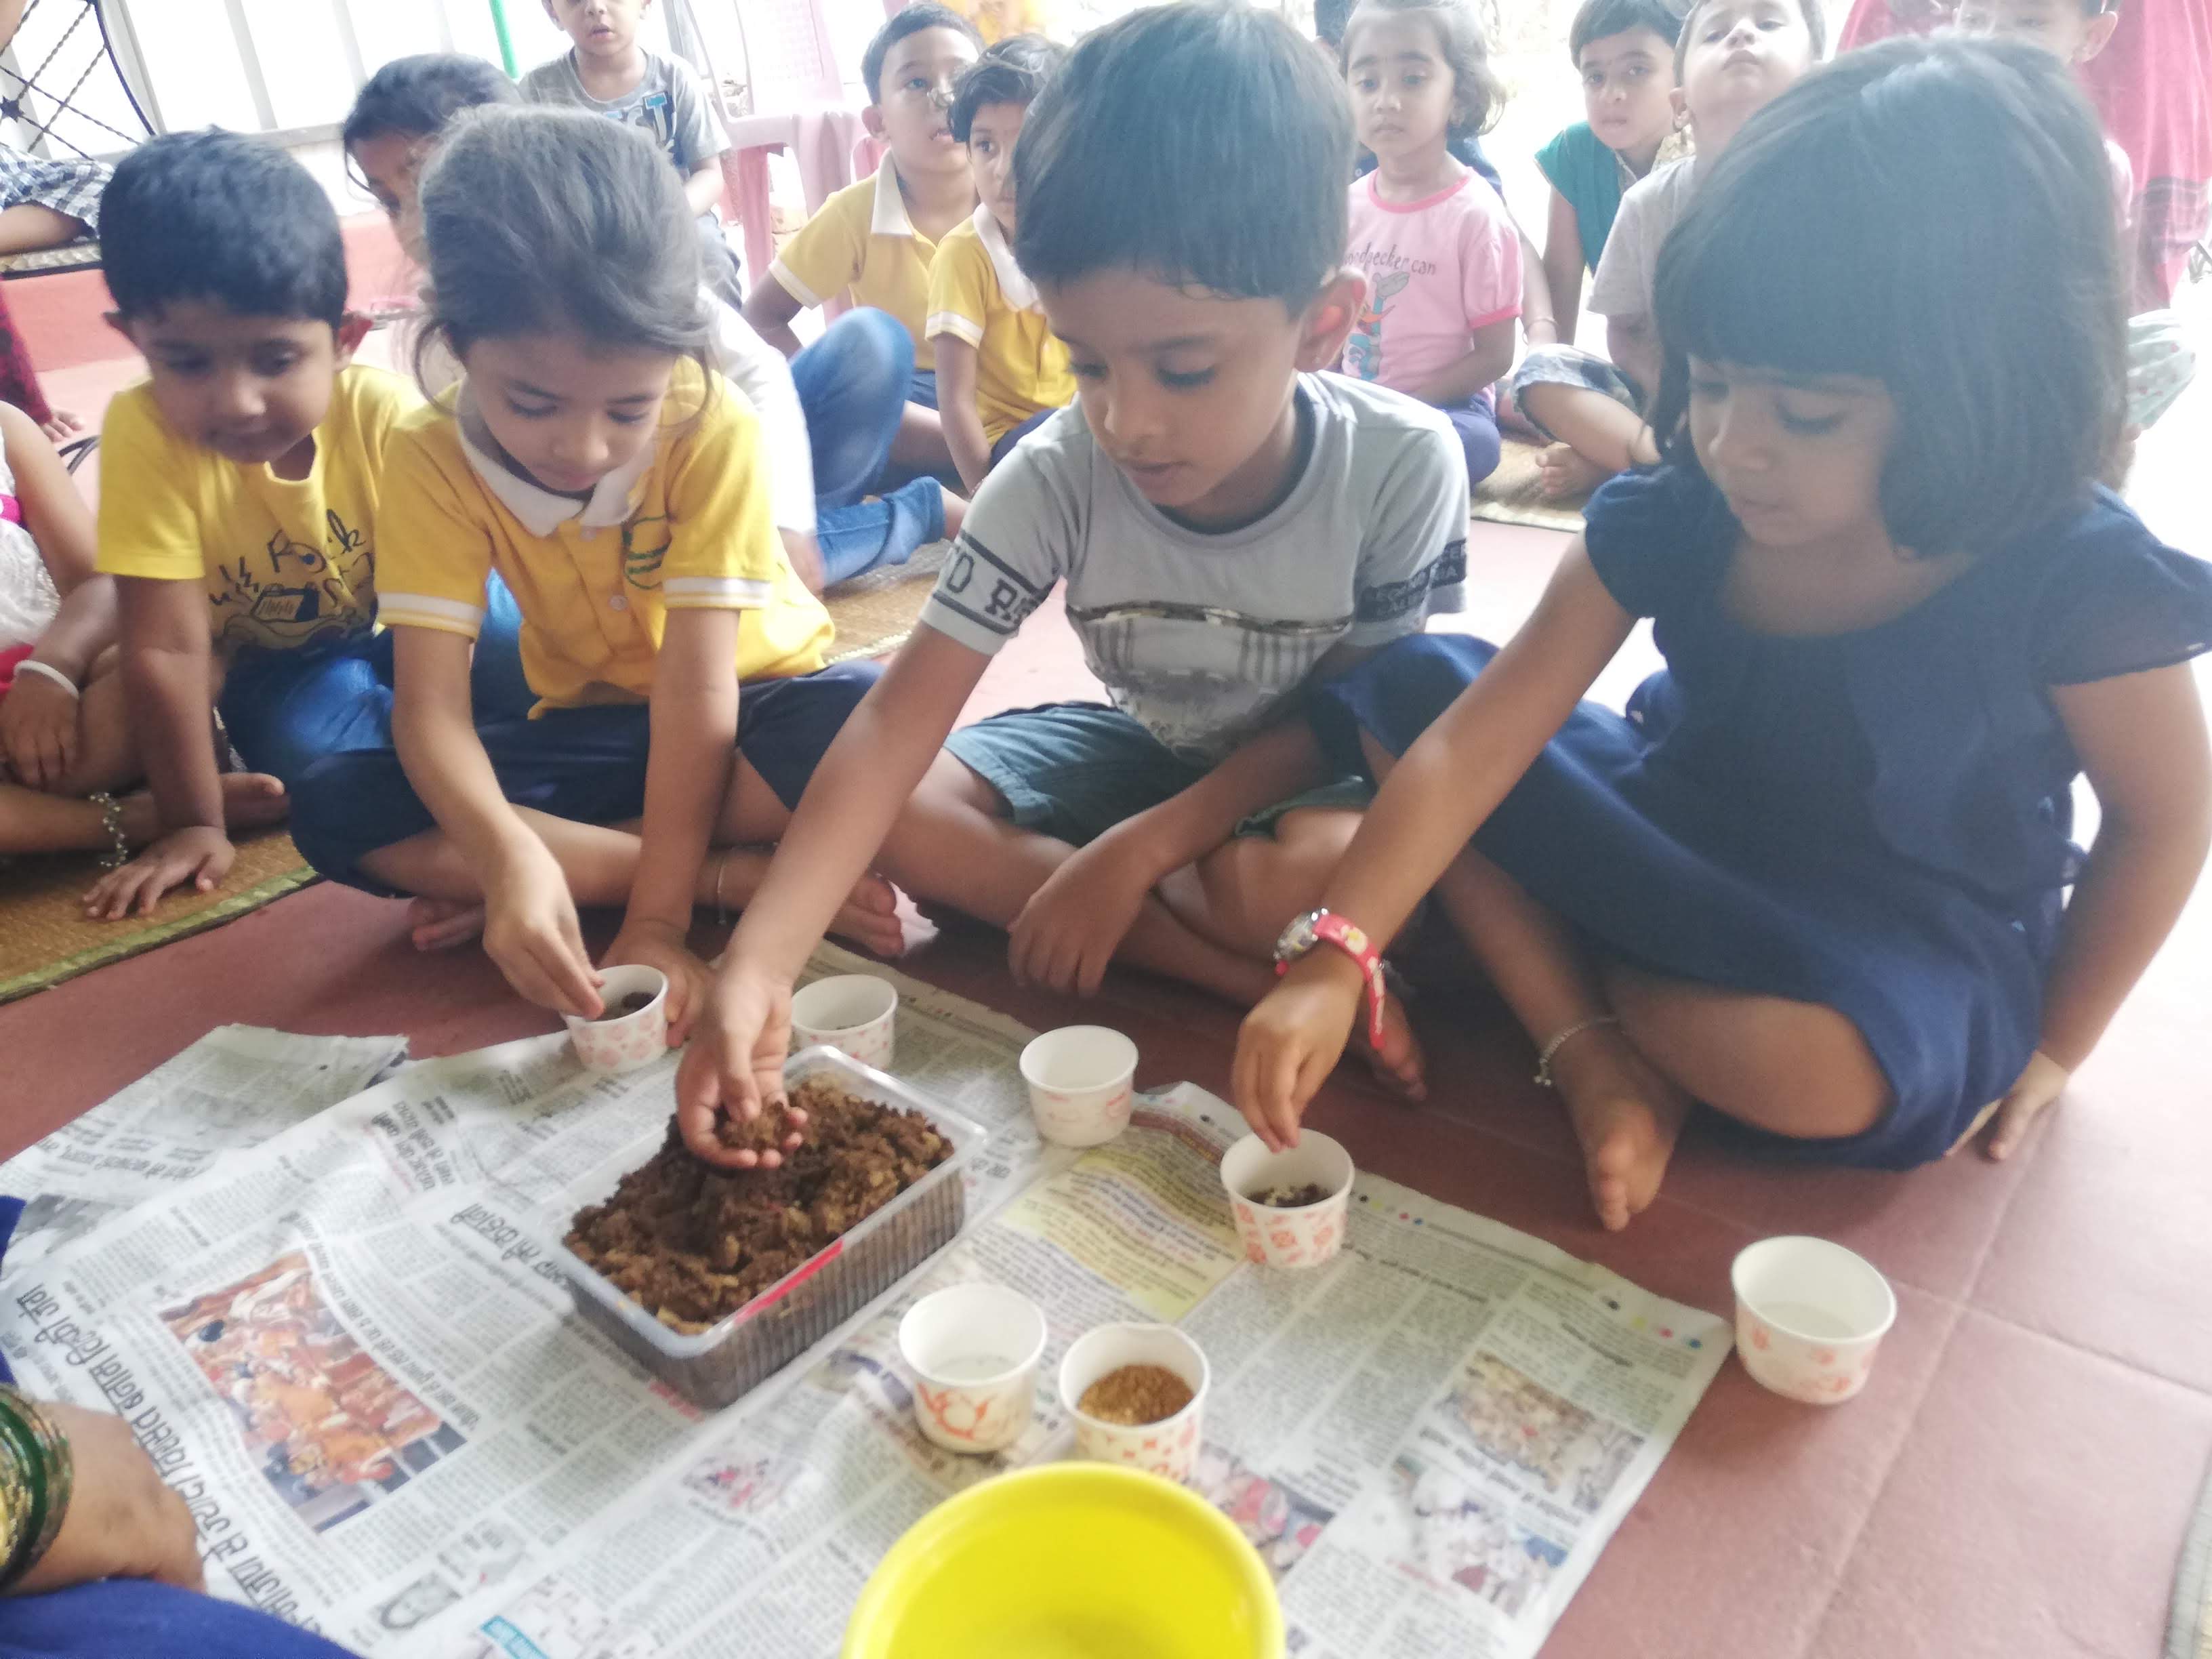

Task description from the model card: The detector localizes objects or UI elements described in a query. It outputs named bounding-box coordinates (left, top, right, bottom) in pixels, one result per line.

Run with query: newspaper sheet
left=2, top=1026, right=410, bottom=1269
left=0, top=948, right=1729, bottom=1657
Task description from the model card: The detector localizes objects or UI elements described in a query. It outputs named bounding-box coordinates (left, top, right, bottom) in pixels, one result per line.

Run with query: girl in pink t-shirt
left=1339, top=0, right=1523, bottom=487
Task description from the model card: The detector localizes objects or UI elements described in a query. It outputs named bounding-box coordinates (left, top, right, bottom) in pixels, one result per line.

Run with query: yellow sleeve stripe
left=665, top=575, right=773, bottom=609
left=769, top=259, right=823, bottom=308
left=377, top=592, right=485, bottom=638
left=925, top=310, right=985, bottom=347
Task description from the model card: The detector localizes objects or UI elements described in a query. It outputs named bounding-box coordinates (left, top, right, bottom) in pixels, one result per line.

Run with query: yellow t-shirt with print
left=770, top=155, right=947, bottom=371
left=96, top=365, right=417, bottom=653
left=375, top=362, right=831, bottom=712
left=925, top=213, right=1073, bottom=446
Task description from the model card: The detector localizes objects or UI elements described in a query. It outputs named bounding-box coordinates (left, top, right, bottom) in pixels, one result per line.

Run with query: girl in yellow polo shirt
left=289, top=108, right=899, bottom=1029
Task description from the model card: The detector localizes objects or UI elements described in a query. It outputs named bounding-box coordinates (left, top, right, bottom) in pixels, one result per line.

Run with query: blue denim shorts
left=943, top=701, right=1370, bottom=848
left=292, top=661, right=881, bottom=892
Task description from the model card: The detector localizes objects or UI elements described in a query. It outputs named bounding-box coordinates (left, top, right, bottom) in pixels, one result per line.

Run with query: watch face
left=1275, top=912, right=1320, bottom=964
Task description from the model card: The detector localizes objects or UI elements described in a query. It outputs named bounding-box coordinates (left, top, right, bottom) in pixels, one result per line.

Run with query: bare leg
left=940, top=487, right=968, bottom=541
left=0, top=204, right=89, bottom=258
left=0, top=773, right=285, bottom=857
left=1158, top=806, right=1425, bottom=1093
left=1517, top=382, right=1647, bottom=498
left=888, top=403, right=953, bottom=474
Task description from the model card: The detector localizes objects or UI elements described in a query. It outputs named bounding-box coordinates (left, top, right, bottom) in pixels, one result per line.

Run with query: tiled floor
left=3, top=229, right=2208, bottom=1657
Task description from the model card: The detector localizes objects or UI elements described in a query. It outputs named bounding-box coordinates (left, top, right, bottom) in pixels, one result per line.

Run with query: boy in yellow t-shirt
left=83, top=130, right=529, bottom=921
left=927, top=35, right=1073, bottom=493
left=741, top=4, right=980, bottom=479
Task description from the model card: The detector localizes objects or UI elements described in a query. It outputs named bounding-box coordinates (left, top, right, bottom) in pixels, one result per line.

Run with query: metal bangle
left=87, top=790, right=130, bottom=870
left=1533, top=1015, right=1622, bottom=1090
left=0, top=1387, right=69, bottom=1590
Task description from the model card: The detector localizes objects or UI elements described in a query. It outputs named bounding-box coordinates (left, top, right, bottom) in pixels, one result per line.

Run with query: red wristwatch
left=1273, top=909, right=1388, bottom=1050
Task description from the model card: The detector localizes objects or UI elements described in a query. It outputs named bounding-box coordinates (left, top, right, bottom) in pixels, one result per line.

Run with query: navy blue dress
left=1315, top=466, right=2212, bottom=1168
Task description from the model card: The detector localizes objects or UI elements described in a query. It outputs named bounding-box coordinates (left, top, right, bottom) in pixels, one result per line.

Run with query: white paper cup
left=560, top=965, right=669, bottom=1073
left=1019, top=1026, right=1137, bottom=1147
left=898, top=1284, right=1047, bottom=1456
left=1059, top=1323, right=1208, bottom=1482
left=1219, top=1132, right=1354, bottom=1270
left=1731, top=1235, right=1898, bottom=1405
left=790, top=974, right=898, bottom=1070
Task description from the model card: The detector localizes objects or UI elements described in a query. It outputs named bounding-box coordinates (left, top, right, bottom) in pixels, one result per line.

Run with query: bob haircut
left=1647, top=36, right=2125, bottom=558
left=1012, top=3, right=1353, bottom=310
left=1341, top=0, right=1505, bottom=139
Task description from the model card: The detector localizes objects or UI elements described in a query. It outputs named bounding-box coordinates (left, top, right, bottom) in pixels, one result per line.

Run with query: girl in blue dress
left=1236, top=37, right=2212, bottom=1231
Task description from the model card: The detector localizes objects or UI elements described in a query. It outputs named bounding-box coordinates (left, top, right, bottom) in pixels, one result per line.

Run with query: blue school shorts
left=291, top=661, right=881, bottom=893
left=943, top=701, right=1370, bottom=848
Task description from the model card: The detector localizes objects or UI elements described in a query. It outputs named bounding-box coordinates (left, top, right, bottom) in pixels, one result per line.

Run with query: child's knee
left=876, top=752, right=1012, bottom=892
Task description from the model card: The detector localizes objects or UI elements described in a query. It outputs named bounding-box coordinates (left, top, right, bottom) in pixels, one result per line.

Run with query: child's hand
left=1008, top=838, right=1156, bottom=996
left=1975, top=1048, right=2070, bottom=1162
left=83, top=825, right=235, bottom=920
left=0, top=670, right=79, bottom=789
left=675, top=964, right=804, bottom=1169
left=1232, top=952, right=1366, bottom=1152
left=482, top=841, right=601, bottom=1018
left=604, top=919, right=710, bottom=1047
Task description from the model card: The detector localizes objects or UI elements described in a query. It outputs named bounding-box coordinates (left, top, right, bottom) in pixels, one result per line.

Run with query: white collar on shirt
left=971, top=203, right=1039, bottom=312
left=454, top=386, right=656, bottom=538
left=869, top=153, right=916, bottom=238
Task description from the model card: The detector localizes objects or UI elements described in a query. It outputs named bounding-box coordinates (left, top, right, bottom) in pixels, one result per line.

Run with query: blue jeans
left=790, top=309, right=946, bottom=586
left=217, top=576, right=531, bottom=787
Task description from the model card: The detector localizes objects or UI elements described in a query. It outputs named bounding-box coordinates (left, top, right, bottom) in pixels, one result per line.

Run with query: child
left=1235, top=39, right=2212, bottom=1234
left=927, top=35, right=1073, bottom=494
left=1951, top=0, right=2197, bottom=451
left=0, top=404, right=287, bottom=859
left=289, top=108, right=898, bottom=1019
left=676, top=3, right=1472, bottom=1160
left=1339, top=0, right=1521, bottom=489
left=344, top=56, right=955, bottom=594
left=520, top=0, right=741, bottom=305
left=743, top=5, right=983, bottom=479
left=81, top=131, right=528, bottom=922
left=1512, top=0, right=1822, bottom=499
left=1536, top=0, right=1686, bottom=352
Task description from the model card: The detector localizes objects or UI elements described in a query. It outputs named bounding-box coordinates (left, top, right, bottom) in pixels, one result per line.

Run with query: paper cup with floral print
left=1731, top=1235, right=1897, bottom=1405
left=1019, top=1026, right=1137, bottom=1148
left=790, top=974, right=898, bottom=1071
left=561, top=964, right=670, bottom=1073
left=1059, top=1324, right=1209, bottom=1483
left=1219, top=1132, right=1353, bottom=1270
left=897, top=1283, right=1047, bottom=1456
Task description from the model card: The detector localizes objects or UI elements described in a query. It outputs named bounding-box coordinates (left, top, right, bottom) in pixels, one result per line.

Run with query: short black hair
left=1014, top=3, right=1352, bottom=308
left=1342, top=0, right=1504, bottom=139
left=1647, top=37, right=2125, bottom=558
left=1315, top=0, right=1355, bottom=47
left=342, top=54, right=516, bottom=151
left=950, top=33, right=1067, bottom=142
left=102, top=129, right=348, bottom=328
left=417, top=107, right=710, bottom=371
left=1570, top=0, right=1685, bottom=61
left=1677, top=0, right=1826, bottom=70
left=861, top=3, right=983, bottom=104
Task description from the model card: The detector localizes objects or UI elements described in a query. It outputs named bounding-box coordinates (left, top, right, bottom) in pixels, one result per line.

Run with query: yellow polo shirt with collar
left=925, top=207, right=1074, bottom=446
left=374, top=363, right=831, bottom=712
left=96, top=365, right=417, bottom=653
left=769, top=154, right=946, bottom=371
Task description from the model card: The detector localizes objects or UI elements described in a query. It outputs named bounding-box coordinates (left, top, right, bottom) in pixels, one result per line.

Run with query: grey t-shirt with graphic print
left=520, top=49, right=729, bottom=176
left=920, top=371, right=1471, bottom=766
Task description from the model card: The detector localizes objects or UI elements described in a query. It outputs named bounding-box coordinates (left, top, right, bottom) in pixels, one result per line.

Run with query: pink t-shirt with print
left=1343, top=170, right=1521, bottom=396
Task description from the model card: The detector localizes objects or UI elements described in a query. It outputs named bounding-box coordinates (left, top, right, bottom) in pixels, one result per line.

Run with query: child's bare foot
left=220, top=773, right=289, bottom=831
left=1351, top=987, right=1427, bottom=1099
left=407, top=897, right=485, bottom=951
left=1546, top=1025, right=1690, bottom=1231
left=1536, top=443, right=1611, bottom=501
left=830, top=872, right=907, bottom=958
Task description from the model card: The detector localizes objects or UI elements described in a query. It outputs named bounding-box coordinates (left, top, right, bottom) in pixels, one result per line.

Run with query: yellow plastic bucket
left=842, top=1463, right=1284, bottom=1659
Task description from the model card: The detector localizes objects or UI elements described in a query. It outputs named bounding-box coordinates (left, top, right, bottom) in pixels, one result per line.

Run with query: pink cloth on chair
left=724, top=106, right=874, bottom=299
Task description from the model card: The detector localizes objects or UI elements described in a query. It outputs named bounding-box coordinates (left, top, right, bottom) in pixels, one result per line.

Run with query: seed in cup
left=1078, top=1364, right=1193, bottom=1426
left=1248, top=1183, right=1329, bottom=1208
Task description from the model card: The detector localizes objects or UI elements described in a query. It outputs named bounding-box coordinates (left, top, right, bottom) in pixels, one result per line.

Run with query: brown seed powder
left=1078, top=1363, right=1194, bottom=1426
left=1250, top=1182, right=1330, bottom=1208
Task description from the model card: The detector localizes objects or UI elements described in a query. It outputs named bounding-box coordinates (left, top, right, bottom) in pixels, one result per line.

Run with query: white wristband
left=11, top=658, right=78, bottom=699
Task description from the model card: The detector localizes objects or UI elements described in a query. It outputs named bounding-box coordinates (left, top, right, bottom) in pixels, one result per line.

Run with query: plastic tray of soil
left=548, top=1046, right=987, bottom=1409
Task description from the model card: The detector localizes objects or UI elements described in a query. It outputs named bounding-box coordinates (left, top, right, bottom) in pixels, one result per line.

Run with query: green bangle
left=0, top=1389, right=70, bottom=1591
left=0, top=1420, right=31, bottom=1578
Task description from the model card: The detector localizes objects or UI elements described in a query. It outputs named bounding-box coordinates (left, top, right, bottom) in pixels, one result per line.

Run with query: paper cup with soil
left=1219, top=1131, right=1353, bottom=1270
left=1058, top=1323, right=1208, bottom=1483
left=562, top=964, right=669, bottom=1073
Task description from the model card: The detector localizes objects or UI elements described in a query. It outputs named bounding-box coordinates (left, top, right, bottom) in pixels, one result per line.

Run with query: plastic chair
left=669, top=0, right=874, bottom=293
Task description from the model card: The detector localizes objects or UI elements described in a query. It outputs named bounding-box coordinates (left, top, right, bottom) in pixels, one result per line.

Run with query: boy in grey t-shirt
left=523, top=0, right=738, bottom=301
left=679, top=7, right=1470, bottom=1155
